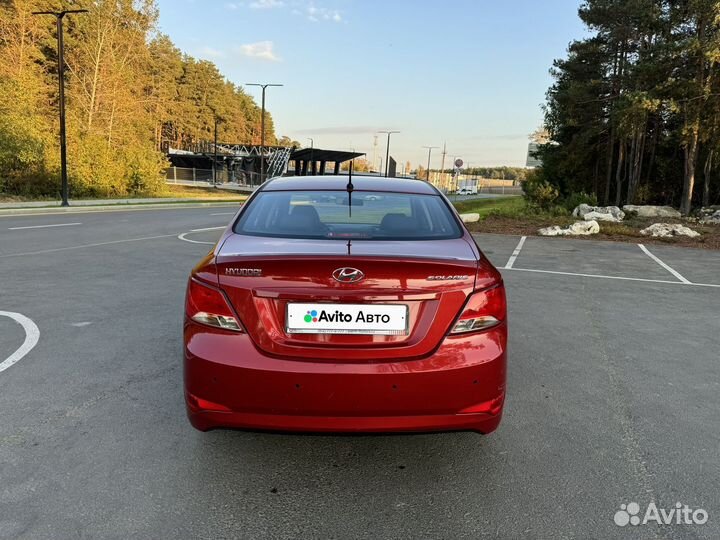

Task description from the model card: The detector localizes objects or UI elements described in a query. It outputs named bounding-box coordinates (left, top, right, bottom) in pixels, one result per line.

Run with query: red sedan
left=184, top=176, right=507, bottom=434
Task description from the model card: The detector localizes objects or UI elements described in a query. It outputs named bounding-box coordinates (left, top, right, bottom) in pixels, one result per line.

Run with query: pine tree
left=539, top=0, right=720, bottom=211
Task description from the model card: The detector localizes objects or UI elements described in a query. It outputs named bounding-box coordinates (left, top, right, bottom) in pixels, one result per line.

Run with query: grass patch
left=596, top=222, right=643, bottom=238
left=456, top=197, right=720, bottom=250
left=447, top=194, right=720, bottom=250
left=158, top=184, right=247, bottom=200
left=452, top=196, right=528, bottom=219
left=0, top=194, right=55, bottom=203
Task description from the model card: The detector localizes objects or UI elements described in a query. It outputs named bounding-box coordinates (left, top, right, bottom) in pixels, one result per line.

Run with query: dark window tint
left=235, top=191, right=462, bottom=240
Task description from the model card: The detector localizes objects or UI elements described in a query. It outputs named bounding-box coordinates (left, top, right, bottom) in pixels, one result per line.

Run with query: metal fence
left=440, top=185, right=523, bottom=196
left=475, top=185, right=523, bottom=195
left=164, top=167, right=524, bottom=197
left=165, top=166, right=265, bottom=188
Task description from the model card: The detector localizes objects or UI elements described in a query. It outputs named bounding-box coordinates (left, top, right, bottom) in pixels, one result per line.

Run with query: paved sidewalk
left=0, top=198, right=243, bottom=216
left=0, top=195, right=248, bottom=209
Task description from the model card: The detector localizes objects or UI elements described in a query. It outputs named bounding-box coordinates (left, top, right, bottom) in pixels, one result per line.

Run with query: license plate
left=286, top=303, right=408, bottom=335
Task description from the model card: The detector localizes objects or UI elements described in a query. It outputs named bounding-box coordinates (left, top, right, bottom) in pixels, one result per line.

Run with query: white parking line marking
left=8, top=222, right=81, bottom=230
left=0, top=234, right=177, bottom=258
left=638, top=244, right=691, bottom=284
left=504, top=267, right=720, bottom=288
left=191, top=226, right=226, bottom=232
left=211, top=212, right=234, bottom=216
left=177, top=226, right=226, bottom=245
left=0, top=311, right=40, bottom=374
left=504, top=236, right=527, bottom=269
left=177, top=232, right=215, bottom=245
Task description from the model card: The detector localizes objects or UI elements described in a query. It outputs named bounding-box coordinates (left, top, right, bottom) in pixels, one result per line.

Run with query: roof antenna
left=346, top=159, right=354, bottom=219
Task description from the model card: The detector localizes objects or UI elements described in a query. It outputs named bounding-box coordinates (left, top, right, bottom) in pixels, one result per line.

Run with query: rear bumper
left=186, top=407, right=503, bottom=434
left=184, top=321, right=506, bottom=434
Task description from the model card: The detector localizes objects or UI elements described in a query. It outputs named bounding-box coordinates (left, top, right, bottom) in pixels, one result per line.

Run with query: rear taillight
left=186, top=278, right=244, bottom=332
left=451, top=284, right=506, bottom=335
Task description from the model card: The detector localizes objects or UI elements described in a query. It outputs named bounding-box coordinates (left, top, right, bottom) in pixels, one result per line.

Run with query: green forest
left=535, top=0, right=720, bottom=214
left=0, top=0, right=288, bottom=198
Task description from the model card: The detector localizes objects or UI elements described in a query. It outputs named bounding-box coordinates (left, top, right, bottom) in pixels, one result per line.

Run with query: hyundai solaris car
left=184, top=176, right=507, bottom=434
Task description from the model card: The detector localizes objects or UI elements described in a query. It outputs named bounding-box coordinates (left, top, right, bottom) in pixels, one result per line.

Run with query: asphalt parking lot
left=1, top=206, right=718, bottom=539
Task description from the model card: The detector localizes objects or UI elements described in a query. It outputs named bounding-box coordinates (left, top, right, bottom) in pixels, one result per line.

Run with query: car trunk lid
left=216, top=235, right=479, bottom=362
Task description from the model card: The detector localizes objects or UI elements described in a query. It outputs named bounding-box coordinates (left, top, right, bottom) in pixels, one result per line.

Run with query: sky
left=156, top=0, right=587, bottom=169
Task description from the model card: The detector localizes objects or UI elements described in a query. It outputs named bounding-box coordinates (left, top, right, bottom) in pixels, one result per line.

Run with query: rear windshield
left=234, top=190, right=462, bottom=240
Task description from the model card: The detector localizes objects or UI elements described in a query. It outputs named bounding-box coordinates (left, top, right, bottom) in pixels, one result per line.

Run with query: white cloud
left=227, top=0, right=343, bottom=22
left=237, top=41, right=281, bottom=62
left=249, top=0, right=284, bottom=8
left=304, top=3, right=342, bottom=23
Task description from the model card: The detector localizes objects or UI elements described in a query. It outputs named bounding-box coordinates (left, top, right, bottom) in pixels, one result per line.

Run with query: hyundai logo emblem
left=332, top=267, right=365, bottom=283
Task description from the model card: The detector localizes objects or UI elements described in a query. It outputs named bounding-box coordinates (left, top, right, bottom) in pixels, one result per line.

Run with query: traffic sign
left=454, top=158, right=464, bottom=168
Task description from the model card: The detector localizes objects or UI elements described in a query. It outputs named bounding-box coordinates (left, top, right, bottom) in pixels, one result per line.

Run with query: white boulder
left=640, top=223, right=700, bottom=238
left=459, top=213, right=480, bottom=223
left=699, top=209, right=720, bottom=225
left=569, top=220, right=601, bottom=235
left=538, top=226, right=564, bottom=236
left=571, top=203, right=590, bottom=217
left=573, top=204, right=625, bottom=221
left=583, top=210, right=622, bottom=222
left=538, top=220, right=600, bottom=237
left=623, top=205, right=681, bottom=218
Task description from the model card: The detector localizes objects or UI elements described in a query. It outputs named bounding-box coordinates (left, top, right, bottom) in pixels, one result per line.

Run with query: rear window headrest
left=380, top=213, right=416, bottom=233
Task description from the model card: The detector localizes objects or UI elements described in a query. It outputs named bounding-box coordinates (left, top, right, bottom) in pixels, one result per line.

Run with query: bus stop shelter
left=289, top=148, right=365, bottom=176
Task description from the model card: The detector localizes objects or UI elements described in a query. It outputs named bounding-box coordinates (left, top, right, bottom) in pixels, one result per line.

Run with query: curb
left=0, top=201, right=243, bottom=217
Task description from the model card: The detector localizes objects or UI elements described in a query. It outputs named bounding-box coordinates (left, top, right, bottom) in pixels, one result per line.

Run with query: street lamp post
left=246, top=83, right=283, bottom=182
left=378, top=130, right=400, bottom=177
left=214, top=116, right=219, bottom=184
left=307, top=138, right=314, bottom=175
left=209, top=107, right=222, bottom=185
left=422, top=146, right=439, bottom=182
left=33, top=9, right=88, bottom=207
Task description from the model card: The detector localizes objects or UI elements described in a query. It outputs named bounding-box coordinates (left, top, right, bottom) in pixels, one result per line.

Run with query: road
left=1, top=206, right=718, bottom=539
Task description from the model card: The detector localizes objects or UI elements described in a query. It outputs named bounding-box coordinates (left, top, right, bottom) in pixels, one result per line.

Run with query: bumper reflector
left=458, top=394, right=504, bottom=416
left=187, top=393, right=232, bottom=412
